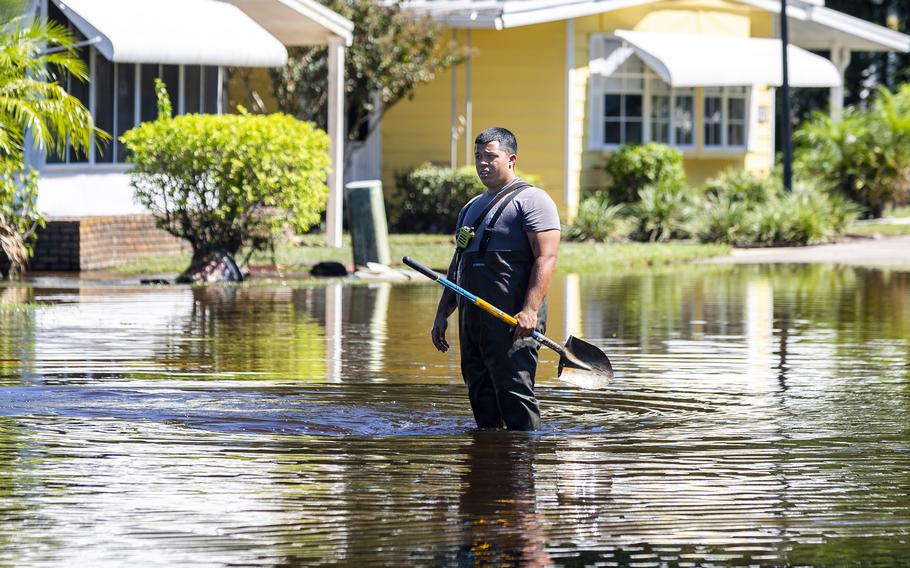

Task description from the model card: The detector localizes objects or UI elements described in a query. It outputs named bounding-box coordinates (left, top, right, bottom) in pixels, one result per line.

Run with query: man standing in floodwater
left=430, top=127, right=561, bottom=431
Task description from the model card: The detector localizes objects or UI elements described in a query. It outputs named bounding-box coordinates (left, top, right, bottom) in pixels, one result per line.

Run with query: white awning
left=608, top=30, right=841, bottom=88
left=51, top=0, right=289, bottom=67
left=226, top=0, right=354, bottom=47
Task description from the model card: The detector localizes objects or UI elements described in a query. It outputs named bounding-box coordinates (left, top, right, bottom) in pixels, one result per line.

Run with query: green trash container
left=344, top=179, right=391, bottom=267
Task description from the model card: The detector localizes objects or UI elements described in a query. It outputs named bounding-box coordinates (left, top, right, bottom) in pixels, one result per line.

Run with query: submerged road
left=704, top=235, right=910, bottom=267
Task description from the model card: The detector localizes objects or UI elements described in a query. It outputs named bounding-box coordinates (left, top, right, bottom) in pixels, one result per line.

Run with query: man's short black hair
left=475, top=127, right=518, bottom=155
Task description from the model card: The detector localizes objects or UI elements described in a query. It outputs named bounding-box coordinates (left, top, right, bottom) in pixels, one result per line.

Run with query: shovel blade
left=557, top=335, right=614, bottom=389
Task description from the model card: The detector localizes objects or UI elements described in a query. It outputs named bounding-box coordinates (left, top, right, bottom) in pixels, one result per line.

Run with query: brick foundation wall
left=31, top=215, right=188, bottom=271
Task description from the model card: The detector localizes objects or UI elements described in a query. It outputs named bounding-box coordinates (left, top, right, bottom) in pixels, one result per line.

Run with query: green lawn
left=111, top=234, right=731, bottom=276
left=847, top=223, right=910, bottom=237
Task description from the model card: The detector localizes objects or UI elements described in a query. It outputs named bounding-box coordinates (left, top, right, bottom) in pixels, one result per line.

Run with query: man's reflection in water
left=458, top=431, right=551, bottom=567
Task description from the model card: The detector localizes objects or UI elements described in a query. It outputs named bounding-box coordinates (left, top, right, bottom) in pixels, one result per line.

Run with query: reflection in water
left=0, top=264, right=909, bottom=565
left=458, top=433, right=550, bottom=567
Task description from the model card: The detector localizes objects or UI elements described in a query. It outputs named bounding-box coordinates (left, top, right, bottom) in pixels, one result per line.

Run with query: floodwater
left=1, top=264, right=909, bottom=566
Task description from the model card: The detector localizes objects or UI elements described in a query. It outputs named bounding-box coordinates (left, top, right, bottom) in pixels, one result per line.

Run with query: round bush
left=602, top=143, right=687, bottom=203
left=566, top=197, right=627, bottom=242
left=121, top=109, right=330, bottom=258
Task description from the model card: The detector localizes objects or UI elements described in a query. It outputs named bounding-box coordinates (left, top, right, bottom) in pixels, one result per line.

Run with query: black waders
left=457, top=250, right=544, bottom=431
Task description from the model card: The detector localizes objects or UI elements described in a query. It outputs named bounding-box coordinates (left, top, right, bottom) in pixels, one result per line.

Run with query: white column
left=564, top=19, right=580, bottom=220
left=830, top=46, right=851, bottom=122
left=326, top=38, right=346, bottom=248
left=464, top=29, right=473, bottom=167
left=450, top=29, right=458, bottom=168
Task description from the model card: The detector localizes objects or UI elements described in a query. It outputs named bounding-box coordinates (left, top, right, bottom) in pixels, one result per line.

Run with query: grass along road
left=111, top=234, right=731, bottom=276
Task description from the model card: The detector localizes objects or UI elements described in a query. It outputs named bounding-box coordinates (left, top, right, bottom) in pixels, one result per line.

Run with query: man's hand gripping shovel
left=403, top=256, right=614, bottom=389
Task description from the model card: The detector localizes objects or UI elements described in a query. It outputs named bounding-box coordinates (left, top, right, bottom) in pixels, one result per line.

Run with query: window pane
left=651, top=77, right=670, bottom=95
left=603, top=76, right=623, bottom=91
left=625, top=76, right=644, bottom=91
left=68, top=47, right=90, bottom=163
left=674, top=95, right=694, bottom=145
left=203, top=66, right=219, bottom=114
left=619, top=57, right=644, bottom=74
left=728, top=123, right=745, bottom=146
left=704, top=97, right=722, bottom=123
left=651, top=121, right=670, bottom=143
left=728, top=97, right=746, bottom=120
left=161, top=64, right=179, bottom=113
left=94, top=51, right=114, bottom=163
left=604, top=121, right=621, bottom=144
left=140, top=64, right=159, bottom=123
left=116, top=63, right=136, bottom=163
left=651, top=95, right=670, bottom=120
left=625, top=120, right=643, bottom=144
left=624, top=94, right=643, bottom=119
left=183, top=65, right=201, bottom=114
left=45, top=63, right=65, bottom=164
left=705, top=122, right=722, bottom=146
left=604, top=94, right=621, bottom=118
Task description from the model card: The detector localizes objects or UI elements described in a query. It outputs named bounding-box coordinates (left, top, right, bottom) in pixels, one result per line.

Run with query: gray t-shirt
left=456, top=178, right=561, bottom=254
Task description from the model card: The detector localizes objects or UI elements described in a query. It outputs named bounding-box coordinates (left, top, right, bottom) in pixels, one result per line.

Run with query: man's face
left=474, top=141, right=516, bottom=190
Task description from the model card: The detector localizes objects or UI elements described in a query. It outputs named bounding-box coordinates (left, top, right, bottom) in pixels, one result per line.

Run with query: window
left=115, top=62, right=136, bottom=163
left=590, top=37, right=697, bottom=150
left=94, top=54, right=114, bottom=163
left=44, top=8, right=225, bottom=168
left=704, top=86, right=749, bottom=149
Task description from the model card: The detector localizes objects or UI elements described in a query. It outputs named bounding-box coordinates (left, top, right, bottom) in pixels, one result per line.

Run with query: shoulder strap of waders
left=467, top=181, right=532, bottom=233
left=478, top=183, right=531, bottom=257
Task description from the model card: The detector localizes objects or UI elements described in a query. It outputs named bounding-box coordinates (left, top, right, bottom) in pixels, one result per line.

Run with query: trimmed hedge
left=121, top=101, right=330, bottom=258
left=391, top=164, right=483, bottom=233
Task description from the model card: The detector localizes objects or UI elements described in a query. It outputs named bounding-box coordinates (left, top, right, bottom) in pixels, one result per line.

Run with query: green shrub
left=121, top=102, right=330, bottom=262
left=751, top=184, right=861, bottom=245
left=703, top=168, right=777, bottom=204
left=695, top=193, right=754, bottom=245
left=0, top=159, right=42, bottom=278
left=795, top=85, right=910, bottom=218
left=391, top=164, right=483, bottom=233
left=566, top=197, right=628, bottom=242
left=391, top=164, right=542, bottom=233
left=602, top=143, right=687, bottom=203
left=631, top=181, right=698, bottom=242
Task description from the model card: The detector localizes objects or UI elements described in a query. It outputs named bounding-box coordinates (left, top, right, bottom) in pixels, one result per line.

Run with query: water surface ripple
left=1, top=265, right=909, bottom=566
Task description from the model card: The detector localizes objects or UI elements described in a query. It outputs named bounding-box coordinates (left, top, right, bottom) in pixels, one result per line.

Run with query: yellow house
left=382, top=0, right=910, bottom=218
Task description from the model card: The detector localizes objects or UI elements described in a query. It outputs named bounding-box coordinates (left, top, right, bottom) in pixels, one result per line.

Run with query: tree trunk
left=0, top=224, right=29, bottom=280
left=175, top=250, right=244, bottom=284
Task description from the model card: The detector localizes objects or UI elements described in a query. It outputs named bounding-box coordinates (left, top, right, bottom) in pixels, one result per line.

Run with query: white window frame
left=702, top=86, right=751, bottom=151
left=588, top=36, right=698, bottom=152
left=650, top=86, right=696, bottom=148
left=44, top=49, right=224, bottom=169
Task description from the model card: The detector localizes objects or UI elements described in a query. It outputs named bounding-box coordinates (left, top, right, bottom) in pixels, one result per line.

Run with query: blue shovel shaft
left=402, top=256, right=564, bottom=354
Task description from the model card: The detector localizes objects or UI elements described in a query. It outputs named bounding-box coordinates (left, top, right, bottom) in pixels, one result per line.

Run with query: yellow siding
left=382, top=23, right=568, bottom=214
left=381, top=0, right=780, bottom=219
left=572, top=1, right=776, bottom=198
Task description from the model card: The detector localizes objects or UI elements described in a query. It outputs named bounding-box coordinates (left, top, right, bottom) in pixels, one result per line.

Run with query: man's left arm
left=513, top=229, right=560, bottom=340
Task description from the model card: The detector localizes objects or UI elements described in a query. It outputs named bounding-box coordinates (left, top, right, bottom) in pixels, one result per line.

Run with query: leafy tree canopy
left=0, top=13, right=105, bottom=278
left=270, top=0, right=460, bottom=151
left=121, top=83, right=332, bottom=276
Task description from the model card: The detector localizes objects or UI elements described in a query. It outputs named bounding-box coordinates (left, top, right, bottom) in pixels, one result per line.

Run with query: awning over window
left=606, top=30, right=842, bottom=88
left=51, top=0, right=289, bottom=67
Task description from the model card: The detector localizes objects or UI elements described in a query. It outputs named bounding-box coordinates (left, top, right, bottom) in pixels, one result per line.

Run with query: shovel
left=403, top=256, right=614, bottom=388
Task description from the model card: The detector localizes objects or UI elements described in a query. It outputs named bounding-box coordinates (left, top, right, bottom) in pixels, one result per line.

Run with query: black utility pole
left=780, top=0, right=793, bottom=191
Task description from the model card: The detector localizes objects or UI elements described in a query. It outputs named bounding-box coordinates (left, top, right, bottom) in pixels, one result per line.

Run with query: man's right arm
left=431, top=254, right=458, bottom=352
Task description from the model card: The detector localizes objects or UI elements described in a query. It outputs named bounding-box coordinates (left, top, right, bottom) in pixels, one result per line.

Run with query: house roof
left=51, top=0, right=355, bottom=68
left=52, top=0, right=290, bottom=66
left=227, top=0, right=354, bottom=47
left=611, top=30, right=842, bottom=87
left=401, top=0, right=910, bottom=52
